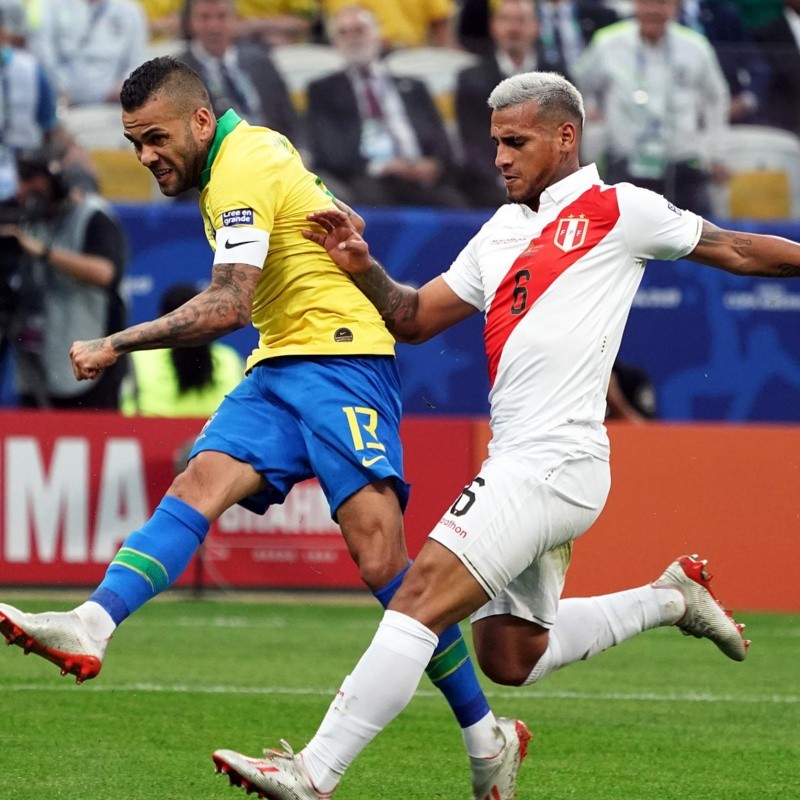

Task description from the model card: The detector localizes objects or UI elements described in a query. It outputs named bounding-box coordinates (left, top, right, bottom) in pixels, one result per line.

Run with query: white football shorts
left=429, top=446, right=611, bottom=628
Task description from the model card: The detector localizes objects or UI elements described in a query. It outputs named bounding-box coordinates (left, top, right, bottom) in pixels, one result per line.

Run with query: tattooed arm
left=303, top=208, right=476, bottom=343
left=687, top=220, right=800, bottom=277
left=70, top=262, right=259, bottom=381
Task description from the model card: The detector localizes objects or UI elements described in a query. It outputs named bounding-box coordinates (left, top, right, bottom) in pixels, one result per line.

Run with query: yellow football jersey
left=199, top=111, right=395, bottom=371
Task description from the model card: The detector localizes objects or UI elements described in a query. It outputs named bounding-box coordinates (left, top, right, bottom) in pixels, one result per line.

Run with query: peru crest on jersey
left=554, top=215, right=589, bottom=252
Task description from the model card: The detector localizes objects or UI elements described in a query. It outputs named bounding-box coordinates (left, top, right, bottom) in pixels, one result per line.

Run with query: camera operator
left=0, top=150, right=128, bottom=409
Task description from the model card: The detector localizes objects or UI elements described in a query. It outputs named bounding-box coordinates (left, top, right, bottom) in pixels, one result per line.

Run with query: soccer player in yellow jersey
left=0, top=58, right=529, bottom=800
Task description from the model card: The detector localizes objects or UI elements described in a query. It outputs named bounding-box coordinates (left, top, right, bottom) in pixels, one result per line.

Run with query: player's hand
left=303, top=209, right=371, bottom=273
left=332, top=198, right=366, bottom=235
left=70, top=337, right=119, bottom=381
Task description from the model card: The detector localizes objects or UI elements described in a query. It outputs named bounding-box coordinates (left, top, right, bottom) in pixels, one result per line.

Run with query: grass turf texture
left=0, top=595, right=797, bottom=799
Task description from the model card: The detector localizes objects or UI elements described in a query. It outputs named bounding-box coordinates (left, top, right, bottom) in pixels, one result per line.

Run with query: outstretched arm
left=70, top=261, right=259, bottom=381
left=687, top=220, right=800, bottom=277
left=304, top=208, right=477, bottom=343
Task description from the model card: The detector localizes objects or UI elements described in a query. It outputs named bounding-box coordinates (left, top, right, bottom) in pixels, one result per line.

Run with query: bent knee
left=474, top=621, right=550, bottom=686
left=357, top=551, right=406, bottom=591
left=478, top=656, right=532, bottom=687
left=166, top=467, right=194, bottom=502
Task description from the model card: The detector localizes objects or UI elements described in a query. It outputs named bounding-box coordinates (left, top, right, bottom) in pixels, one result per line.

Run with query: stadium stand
left=58, top=105, right=161, bottom=201
left=89, top=149, right=160, bottom=202
left=710, top=124, right=800, bottom=219
left=383, top=45, right=479, bottom=125
left=59, top=105, right=129, bottom=150
left=269, top=42, right=344, bottom=112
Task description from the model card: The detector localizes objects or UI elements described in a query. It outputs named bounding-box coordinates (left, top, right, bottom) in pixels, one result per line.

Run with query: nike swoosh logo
left=361, top=454, right=386, bottom=467
left=224, top=239, right=257, bottom=249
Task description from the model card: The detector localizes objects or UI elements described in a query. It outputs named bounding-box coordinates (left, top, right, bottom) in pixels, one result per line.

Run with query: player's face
left=491, top=100, right=571, bottom=209
left=122, top=93, right=215, bottom=197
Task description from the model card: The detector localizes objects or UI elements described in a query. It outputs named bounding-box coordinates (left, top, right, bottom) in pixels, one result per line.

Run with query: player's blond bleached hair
left=488, top=71, right=585, bottom=131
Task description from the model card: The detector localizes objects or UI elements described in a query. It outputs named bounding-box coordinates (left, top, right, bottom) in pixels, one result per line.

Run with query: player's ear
left=193, top=106, right=215, bottom=144
left=559, top=121, right=576, bottom=150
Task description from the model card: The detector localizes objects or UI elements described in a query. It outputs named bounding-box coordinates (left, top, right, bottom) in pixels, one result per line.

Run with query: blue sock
left=373, top=564, right=491, bottom=728
left=89, top=496, right=209, bottom=625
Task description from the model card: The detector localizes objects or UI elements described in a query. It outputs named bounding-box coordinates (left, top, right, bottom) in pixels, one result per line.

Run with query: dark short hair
left=120, top=56, right=211, bottom=113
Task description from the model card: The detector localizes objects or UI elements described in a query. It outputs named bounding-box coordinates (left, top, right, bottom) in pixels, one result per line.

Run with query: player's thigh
left=430, top=449, right=610, bottom=607
left=283, top=356, right=410, bottom=585
left=279, top=355, right=409, bottom=518
left=472, top=452, right=610, bottom=629
left=186, top=368, right=313, bottom=514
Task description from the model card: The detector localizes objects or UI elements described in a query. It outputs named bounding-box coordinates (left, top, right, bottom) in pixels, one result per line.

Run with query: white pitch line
left=3, top=682, right=798, bottom=704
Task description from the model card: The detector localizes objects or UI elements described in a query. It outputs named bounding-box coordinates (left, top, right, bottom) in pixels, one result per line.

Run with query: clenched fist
left=70, top=338, right=119, bottom=381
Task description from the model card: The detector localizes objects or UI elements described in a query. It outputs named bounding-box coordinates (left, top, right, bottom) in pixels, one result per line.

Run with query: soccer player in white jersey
left=210, top=71, right=800, bottom=799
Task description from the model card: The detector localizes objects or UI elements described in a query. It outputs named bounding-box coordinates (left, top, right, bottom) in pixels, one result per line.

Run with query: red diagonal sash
left=484, top=185, right=620, bottom=387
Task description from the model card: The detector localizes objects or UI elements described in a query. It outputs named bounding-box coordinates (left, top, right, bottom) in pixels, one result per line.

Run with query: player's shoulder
left=613, top=181, right=683, bottom=214
left=464, top=203, right=530, bottom=250
left=225, top=121, right=295, bottom=158
left=611, top=181, right=698, bottom=245
left=477, top=203, right=525, bottom=235
left=213, top=123, right=298, bottom=182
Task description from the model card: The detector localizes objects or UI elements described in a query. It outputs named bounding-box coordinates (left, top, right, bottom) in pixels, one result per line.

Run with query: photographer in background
left=0, top=150, right=128, bottom=409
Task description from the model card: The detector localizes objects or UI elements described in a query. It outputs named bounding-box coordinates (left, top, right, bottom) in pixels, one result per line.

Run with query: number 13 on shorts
left=342, top=405, right=387, bottom=466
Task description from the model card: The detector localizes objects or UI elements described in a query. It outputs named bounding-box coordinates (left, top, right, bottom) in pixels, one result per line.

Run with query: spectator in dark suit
left=177, top=0, right=300, bottom=144
left=751, top=0, right=800, bottom=137
left=537, top=0, right=619, bottom=79
left=456, top=0, right=560, bottom=206
left=459, top=0, right=616, bottom=64
left=306, top=6, right=469, bottom=208
left=679, top=0, right=771, bottom=123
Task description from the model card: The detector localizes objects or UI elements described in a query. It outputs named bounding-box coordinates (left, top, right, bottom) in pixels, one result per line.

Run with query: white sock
left=74, top=601, right=116, bottom=641
left=524, top=585, right=684, bottom=685
left=461, top=712, right=504, bottom=759
left=302, top=610, right=438, bottom=794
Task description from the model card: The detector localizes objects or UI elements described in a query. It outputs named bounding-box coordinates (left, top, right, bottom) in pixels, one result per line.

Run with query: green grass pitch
left=0, top=594, right=797, bottom=799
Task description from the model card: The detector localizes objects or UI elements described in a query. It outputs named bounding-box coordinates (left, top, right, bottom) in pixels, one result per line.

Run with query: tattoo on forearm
left=353, top=257, right=419, bottom=334
left=697, top=221, right=800, bottom=277
left=698, top=226, right=752, bottom=250
left=110, top=263, right=256, bottom=352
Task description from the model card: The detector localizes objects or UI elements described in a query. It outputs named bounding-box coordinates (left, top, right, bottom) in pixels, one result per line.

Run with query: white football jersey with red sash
left=442, top=165, right=702, bottom=459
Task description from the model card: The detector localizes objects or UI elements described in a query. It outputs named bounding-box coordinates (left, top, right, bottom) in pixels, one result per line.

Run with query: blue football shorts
left=188, top=355, right=409, bottom=518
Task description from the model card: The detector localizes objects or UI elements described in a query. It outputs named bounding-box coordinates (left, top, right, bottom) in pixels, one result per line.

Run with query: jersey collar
left=539, top=164, right=601, bottom=210
left=200, top=109, right=243, bottom=191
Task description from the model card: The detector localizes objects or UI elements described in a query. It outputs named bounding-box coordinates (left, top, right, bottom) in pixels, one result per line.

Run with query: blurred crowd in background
left=0, top=0, right=798, bottom=415
left=0, top=0, right=797, bottom=211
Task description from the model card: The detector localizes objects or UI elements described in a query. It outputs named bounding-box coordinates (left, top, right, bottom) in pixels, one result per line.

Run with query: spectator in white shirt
left=573, top=0, right=729, bottom=216
left=28, top=0, right=147, bottom=106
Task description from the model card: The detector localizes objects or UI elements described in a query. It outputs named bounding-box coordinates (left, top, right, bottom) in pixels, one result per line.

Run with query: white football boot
left=213, top=740, right=332, bottom=800
left=470, top=717, right=532, bottom=800
left=0, top=603, right=109, bottom=683
left=652, top=554, right=750, bottom=661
